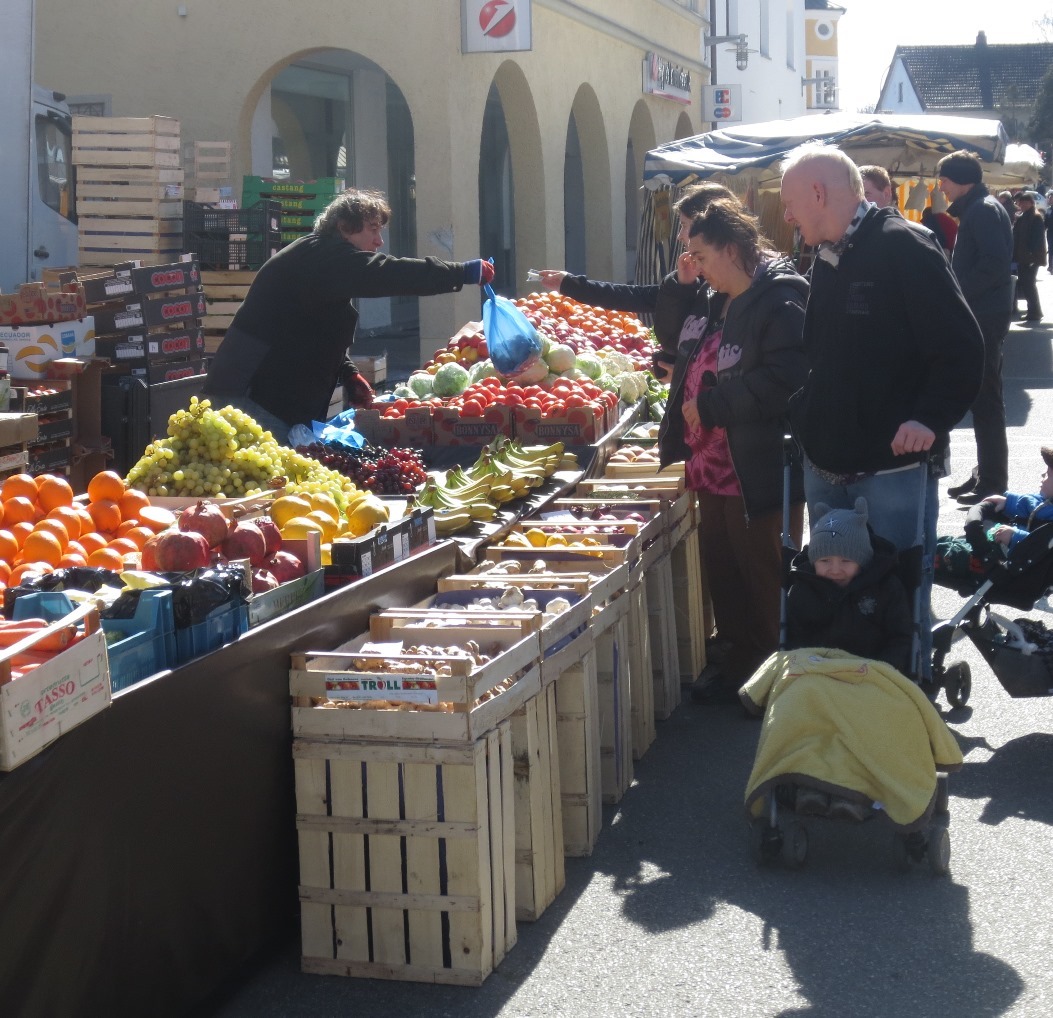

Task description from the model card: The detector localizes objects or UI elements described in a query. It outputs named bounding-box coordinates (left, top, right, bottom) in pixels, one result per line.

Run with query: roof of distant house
left=804, top=0, right=846, bottom=10
left=892, top=32, right=1053, bottom=111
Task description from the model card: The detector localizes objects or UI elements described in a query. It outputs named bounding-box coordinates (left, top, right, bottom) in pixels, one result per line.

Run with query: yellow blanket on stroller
left=741, top=648, right=964, bottom=829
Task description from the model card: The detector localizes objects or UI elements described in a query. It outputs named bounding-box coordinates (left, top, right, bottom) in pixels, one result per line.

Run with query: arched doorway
left=247, top=50, right=418, bottom=361
left=674, top=110, right=695, bottom=140
left=626, top=101, right=658, bottom=284
left=565, top=85, right=612, bottom=282
left=482, top=62, right=544, bottom=297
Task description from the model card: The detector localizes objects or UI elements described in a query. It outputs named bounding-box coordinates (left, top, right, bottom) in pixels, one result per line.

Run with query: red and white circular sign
left=479, top=0, right=516, bottom=38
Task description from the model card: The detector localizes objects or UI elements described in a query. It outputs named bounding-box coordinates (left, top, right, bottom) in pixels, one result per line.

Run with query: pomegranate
left=221, top=521, right=268, bottom=566
left=251, top=569, right=280, bottom=594
left=147, top=530, right=210, bottom=572
left=265, top=550, right=306, bottom=584
left=178, top=500, right=230, bottom=549
left=256, top=518, right=282, bottom=557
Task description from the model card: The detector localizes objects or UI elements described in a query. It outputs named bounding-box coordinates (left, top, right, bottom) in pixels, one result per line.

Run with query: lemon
left=280, top=515, right=325, bottom=541
left=345, top=498, right=390, bottom=538
left=306, top=510, right=339, bottom=542
left=545, top=534, right=568, bottom=547
left=320, top=542, right=332, bottom=566
left=271, top=494, right=313, bottom=528
left=306, top=492, right=341, bottom=522
left=525, top=527, right=548, bottom=548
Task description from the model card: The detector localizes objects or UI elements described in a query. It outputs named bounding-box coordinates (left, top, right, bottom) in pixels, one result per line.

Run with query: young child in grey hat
left=785, top=497, right=914, bottom=675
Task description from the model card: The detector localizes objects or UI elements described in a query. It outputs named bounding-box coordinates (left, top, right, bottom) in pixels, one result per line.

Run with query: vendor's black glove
left=963, top=518, right=990, bottom=555
left=342, top=365, right=374, bottom=409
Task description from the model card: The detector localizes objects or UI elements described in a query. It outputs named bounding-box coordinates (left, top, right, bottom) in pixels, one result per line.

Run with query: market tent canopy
left=989, top=142, right=1045, bottom=188
left=642, top=112, right=1010, bottom=193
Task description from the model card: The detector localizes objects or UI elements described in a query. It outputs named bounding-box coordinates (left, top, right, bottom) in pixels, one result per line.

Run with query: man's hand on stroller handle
left=891, top=420, right=935, bottom=455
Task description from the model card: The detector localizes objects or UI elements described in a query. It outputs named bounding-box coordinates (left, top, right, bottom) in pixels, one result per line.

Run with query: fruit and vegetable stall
left=0, top=286, right=704, bottom=1017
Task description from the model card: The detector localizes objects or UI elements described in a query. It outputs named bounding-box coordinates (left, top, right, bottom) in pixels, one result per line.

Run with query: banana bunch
left=413, top=437, right=577, bottom=537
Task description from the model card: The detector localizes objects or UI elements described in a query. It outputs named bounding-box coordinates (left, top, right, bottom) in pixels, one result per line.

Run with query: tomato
left=461, top=399, right=485, bottom=417
left=393, top=398, right=409, bottom=413
left=564, top=393, right=586, bottom=408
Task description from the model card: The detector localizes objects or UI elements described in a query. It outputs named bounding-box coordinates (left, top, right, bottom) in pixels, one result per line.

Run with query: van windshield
left=36, top=113, right=75, bottom=223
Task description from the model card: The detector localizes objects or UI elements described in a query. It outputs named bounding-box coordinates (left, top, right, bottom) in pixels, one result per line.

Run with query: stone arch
left=488, top=61, right=545, bottom=297
left=568, top=83, right=613, bottom=281
left=674, top=110, right=695, bottom=140
left=625, top=101, right=658, bottom=282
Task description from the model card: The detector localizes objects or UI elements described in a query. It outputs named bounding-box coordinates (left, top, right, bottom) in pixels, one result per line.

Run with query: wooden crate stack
left=200, top=269, right=254, bottom=355
left=73, top=116, right=184, bottom=268
left=183, top=141, right=233, bottom=203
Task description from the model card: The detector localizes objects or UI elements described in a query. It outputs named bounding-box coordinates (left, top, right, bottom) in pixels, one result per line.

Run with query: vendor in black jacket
left=786, top=498, right=914, bottom=677
left=204, top=188, right=494, bottom=438
left=655, top=198, right=809, bottom=701
left=780, top=144, right=984, bottom=679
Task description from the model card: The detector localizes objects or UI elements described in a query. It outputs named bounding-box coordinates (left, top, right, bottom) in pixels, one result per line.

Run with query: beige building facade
left=36, top=0, right=709, bottom=362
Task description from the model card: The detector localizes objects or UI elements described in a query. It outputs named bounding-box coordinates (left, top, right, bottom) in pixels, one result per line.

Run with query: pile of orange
left=0, top=470, right=177, bottom=587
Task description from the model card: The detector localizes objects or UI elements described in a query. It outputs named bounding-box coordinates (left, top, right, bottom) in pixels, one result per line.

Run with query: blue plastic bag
left=482, top=283, right=543, bottom=378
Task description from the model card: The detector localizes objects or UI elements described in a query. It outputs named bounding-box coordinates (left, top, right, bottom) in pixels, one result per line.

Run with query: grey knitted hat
left=808, top=497, right=874, bottom=568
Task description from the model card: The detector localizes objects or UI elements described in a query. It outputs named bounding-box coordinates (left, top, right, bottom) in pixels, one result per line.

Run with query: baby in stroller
left=741, top=499, right=963, bottom=870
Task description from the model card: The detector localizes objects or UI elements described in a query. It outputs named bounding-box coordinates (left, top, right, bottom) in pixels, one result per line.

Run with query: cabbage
left=542, top=372, right=560, bottom=388
left=575, top=352, right=603, bottom=380
left=432, top=362, right=470, bottom=398
left=597, top=374, right=619, bottom=393
left=468, top=358, right=497, bottom=384
left=544, top=343, right=576, bottom=374
left=407, top=372, right=434, bottom=398
left=391, top=384, right=414, bottom=398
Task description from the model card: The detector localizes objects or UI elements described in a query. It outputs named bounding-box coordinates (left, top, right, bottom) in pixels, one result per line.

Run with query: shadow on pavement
left=953, top=731, right=1053, bottom=827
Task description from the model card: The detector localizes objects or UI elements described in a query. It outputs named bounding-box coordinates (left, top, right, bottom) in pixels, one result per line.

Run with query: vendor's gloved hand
left=341, top=365, right=375, bottom=409
left=464, top=258, right=496, bottom=286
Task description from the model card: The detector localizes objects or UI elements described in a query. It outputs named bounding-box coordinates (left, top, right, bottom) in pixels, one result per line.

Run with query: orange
left=9, top=522, right=34, bottom=550
left=0, top=530, right=18, bottom=564
left=47, top=506, right=82, bottom=541
left=36, top=475, right=74, bottom=513
left=0, top=561, right=10, bottom=586
left=106, top=537, right=140, bottom=557
left=3, top=496, right=41, bottom=526
left=87, top=499, right=121, bottom=534
left=9, top=562, right=52, bottom=585
left=33, top=519, right=69, bottom=548
left=86, top=547, right=124, bottom=571
left=66, top=539, right=87, bottom=559
left=121, top=526, right=156, bottom=551
left=118, top=488, right=151, bottom=522
left=58, top=552, right=87, bottom=569
left=78, top=531, right=108, bottom=556
left=73, top=506, right=95, bottom=535
left=87, top=470, right=126, bottom=504
left=116, top=520, right=138, bottom=538
left=21, top=530, right=64, bottom=568
left=0, top=502, right=5, bottom=527
left=1, top=473, right=39, bottom=503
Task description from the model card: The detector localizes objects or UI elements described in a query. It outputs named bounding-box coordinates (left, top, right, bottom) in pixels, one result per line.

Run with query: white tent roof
left=644, top=112, right=1010, bottom=192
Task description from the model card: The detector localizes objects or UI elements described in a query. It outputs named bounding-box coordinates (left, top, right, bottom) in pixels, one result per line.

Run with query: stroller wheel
left=945, top=663, right=971, bottom=708
left=781, top=820, right=808, bottom=869
left=927, top=827, right=952, bottom=876
left=934, top=774, right=950, bottom=815
left=748, top=817, right=782, bottom=867
left=893, top=830, right=929, bottom=872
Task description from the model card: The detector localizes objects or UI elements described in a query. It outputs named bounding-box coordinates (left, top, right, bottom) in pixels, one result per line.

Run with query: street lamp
left=705, top=34, right=749, bottom=72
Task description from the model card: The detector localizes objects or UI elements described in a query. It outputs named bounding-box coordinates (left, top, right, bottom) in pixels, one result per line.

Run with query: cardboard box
left=27, top=439, right=71, bottom=476
left=36, top=413, right=74, bottom=443
left=515, top=405, right=604, bottom=444
left=130, top=357, right=206, bottom=384
left=355, top=353, right=387, bottom=386
left=1, top=320, right=96, bottom=380
left=0, top=606, right=111, bottom=771
left=80, top=268, right=137, bottom=305
left=432, top=405, right=514, bottom=446
left=129, top=258, right=201, bottom=296
left=95, top=327, right=205, bottom=366
left=0, top=448, right=30, bottom=474
left=352, top=406, right=433, bottom=447
left=10, top=379, right=74, bottom=415
left=0, top=283, right=87, bottom=327
left=0, top=413, right=39, bottom=447
left=91, top=290, right=206, bottom=335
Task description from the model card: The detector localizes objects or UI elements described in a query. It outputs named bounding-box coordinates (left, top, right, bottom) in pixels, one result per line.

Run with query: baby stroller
left=930, top=505, right=1053, bottom=703
left=743, top=444, right=958, bottom=874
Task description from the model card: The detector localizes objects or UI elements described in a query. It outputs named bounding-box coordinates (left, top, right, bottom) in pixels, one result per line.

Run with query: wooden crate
left=553, top=645, right=601, bottom=856
left=510, top=683, right=565, bottom=921
left=200, top=269, right=255, bottom=353
left=295, top=724, right=516, bottom=985
left=626, top=562, right=655, bottom=761
left=594, top=592, right=633, bottom=804
left=290, top=628, right=541, bottom=745
left=669, top=505, right=708, bottom=683
left=72, top=115, right=181, bottom=169
left=645, top=540, right=681, bottom=721
left=184, top=140, right=232, bottom=183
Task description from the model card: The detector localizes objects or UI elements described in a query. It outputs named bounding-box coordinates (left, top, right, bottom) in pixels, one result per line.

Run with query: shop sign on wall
left=642, top=52, right=692, bottom=105
left=703, top=85, right=742, bottom=124
left=462, top=0, right=533, bottom=53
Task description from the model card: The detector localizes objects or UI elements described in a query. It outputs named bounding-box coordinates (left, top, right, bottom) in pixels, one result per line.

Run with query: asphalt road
left=200, top=273, right=1053, bottom=1018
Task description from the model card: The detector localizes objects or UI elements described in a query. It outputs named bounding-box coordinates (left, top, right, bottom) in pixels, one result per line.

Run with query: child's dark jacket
left=786, top=533, right=914, bottom=675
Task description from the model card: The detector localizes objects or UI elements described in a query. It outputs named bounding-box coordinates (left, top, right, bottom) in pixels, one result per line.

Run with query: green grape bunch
left=124, top=397, right=362, bottom=506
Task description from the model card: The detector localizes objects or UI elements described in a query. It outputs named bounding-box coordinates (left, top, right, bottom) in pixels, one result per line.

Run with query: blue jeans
left=804, top=459, right=937, bottom=678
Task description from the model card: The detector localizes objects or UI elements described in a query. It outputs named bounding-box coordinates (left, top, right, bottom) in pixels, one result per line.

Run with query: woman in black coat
left=655, top=199, right=808, bottom=700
